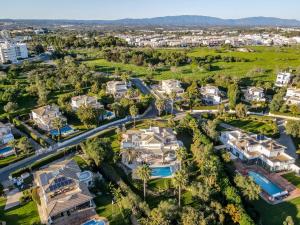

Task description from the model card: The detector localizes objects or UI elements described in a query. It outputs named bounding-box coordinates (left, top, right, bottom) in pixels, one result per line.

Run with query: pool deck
left=233, top=160, right=300, bottom=204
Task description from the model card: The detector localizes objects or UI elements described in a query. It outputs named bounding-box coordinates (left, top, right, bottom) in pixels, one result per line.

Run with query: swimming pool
left=81, top=219, right=106, bottom=225
left=248, top=171, right=283, bottom=197
left=50, top=125, right=74, bottom=136
left=151, top=166, right=173, bottom=177
left=0, top=146, right=14, bottom=155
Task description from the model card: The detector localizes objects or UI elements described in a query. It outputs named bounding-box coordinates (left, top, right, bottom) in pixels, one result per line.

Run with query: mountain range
left=1, top=15, right=300, bottom=27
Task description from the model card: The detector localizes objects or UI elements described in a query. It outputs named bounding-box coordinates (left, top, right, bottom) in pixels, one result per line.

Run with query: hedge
left=13, top=118, right=47, bottom=147
left=10, top=146, right=76, bottom=177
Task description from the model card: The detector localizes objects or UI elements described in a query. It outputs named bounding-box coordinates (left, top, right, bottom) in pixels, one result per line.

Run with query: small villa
left=106, top=81, right=128, bottom=98
left=244, top=86, right=266, bottom=102
left=275, top=72, right=292, bottom=87
left=0, top=122, right=15, bottom=158
left=160, top=79, right=184, bottom=96
left=121, top=127, right=182, bottom=177
left=220, top=130, right=295, bottom=172
left=71, top=95, right=103, bottom=110
left=200, top=85, right=222, bottom=105
left=35, top=159, right=95, bottom=225
left=284, top=88, right=300, bottom=106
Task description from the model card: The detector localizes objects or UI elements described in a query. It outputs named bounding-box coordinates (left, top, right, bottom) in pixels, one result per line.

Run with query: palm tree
left=155, top=99, right=165, bottom=116
left=111, top=102, right=121, bottom=118
left=169, top=91, right=177, bottom=115
left=172, top=170, right=188, bottom=207
left=176, top=147, right=187, bottom=170
left=52, top=117, right=65, bottom=141
left=134, top=164, right=151, bottom=201
left=129, top=105, right=138, bottom=127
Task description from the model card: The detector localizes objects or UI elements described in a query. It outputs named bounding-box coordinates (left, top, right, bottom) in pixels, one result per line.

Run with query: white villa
left=0, top=123, right=15, bottom=158
left=220, top=130, right=295, bottom=172
left=106, top=81, right=128, bottom=98
left=31, top=105, right=67, bottom=131
left=200, top=85, right=222, bottom=105
left=121, top=127, right=182, bottom=169
left=71, top=95, right=103, bottom=110
left=161, top=80, right=184, bottom=96
left=275, top=72, right=293, bottom=87
left=284, top=88, right=300, bottom=106
left=35, top=160, right=95, bottom=225
left=244, top=87, right=266, bottom=102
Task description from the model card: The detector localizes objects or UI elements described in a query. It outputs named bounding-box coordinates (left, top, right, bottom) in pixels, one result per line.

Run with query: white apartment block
left=0, top=41, right=28, bottom=64
left=71, top=95, right=103, bottom=110
left=284, top=88, right=300, bottom=106
left=275, top=72, right=293, bottom=87
left=200, top=85, right=222, bottom=105
left=31, top=105, right=67, bottom=131
left=161, top=80, right=184, bottom=96
left=106, top=81, right=128, bottom=98
left=244, top=87, right=266, bottom=102
left=220, top=130, right=294, bottom=172
left=121, top=127, right=182, bottom=167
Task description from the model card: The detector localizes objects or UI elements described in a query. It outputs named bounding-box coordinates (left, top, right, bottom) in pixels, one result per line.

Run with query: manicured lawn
left=0, top=197, right=40, bottom=225
left=94, top=194, right=130, bottom=225
left=252, top=197, right=300, bottom=225
left=83, top=46, right=300, bottom=82
left=282, top=172, right=300, bottom=188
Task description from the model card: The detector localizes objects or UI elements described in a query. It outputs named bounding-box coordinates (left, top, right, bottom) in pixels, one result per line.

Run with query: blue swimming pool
left=50, top=125, right=73, bottom=136
left=0, top=146, right=14, bottom=155
left=81, top=219, right=105, bottom=225
left=151, top=166, right=173, bottom=177
left=248, top=171, right=283, bottom=197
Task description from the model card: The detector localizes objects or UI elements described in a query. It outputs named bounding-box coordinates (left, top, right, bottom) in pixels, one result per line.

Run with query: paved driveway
left=4, top=188, right=22, bottom=210
left=276, top=119, right=297, bottom=158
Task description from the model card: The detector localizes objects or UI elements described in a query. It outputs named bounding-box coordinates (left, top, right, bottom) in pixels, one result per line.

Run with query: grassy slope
left=0, top=197, right=40, bottom=225
left=84, top=46, right=300, bottom=82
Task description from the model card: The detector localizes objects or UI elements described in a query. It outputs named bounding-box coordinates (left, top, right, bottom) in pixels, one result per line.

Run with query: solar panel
left=48, top=176, right=73, bottom=192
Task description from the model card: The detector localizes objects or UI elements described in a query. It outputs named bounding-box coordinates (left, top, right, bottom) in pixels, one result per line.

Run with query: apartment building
left=0, top=41, right=28, bottom=63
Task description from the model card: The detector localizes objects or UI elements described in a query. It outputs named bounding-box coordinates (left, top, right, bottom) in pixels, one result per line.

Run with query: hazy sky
left=1, top=0, right=300, bottom=20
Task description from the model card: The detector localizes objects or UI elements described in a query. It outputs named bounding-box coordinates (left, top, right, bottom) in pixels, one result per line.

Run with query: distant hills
left=1, top=15, right=300, bottom=27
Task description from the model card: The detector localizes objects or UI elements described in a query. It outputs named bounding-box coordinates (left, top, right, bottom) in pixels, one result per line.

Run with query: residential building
left=200, top=85, right=222, bottom=105
left=71, top=95, right=103, bottom=110
left=35, top=159, right=95, bottom=225
left=161, top=80, right=184, bottom=96
left=31, top=105, right=67, bottom=131
left=106, top=81, right=128, bottom=98
left=220, top=130, right=295, bottom=172
left=244, top=87, right=266, bottom=102
left=121, top=127, right=182, bottom=168
left=0, top=41, right=28, bottom=64
left=0, top=122, right=14, bottom=145
left=275, top=72, right=292, bottom=87
left=284, top=88, right=300, bottom=106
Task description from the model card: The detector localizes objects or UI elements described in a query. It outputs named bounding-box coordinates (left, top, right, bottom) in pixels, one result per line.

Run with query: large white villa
left=160, top=80, right=185, bottom=96
left=199, top=85, right=222, bottom=105
left=121, top=127, right=182, bottom=173
left=35, top=160, right=95, bottom=225
left=106, top=81, right=128, bottom=98
left=0, top=123, right=15, bottom=158
left=220, top=130, right=295, bottom=172
left=31, top=105, right=67, bottom=131
left=71, top=95, right=103, bottom=110
left=275, top=72, right=293, bottom=87
left=244, top=87, right=266, bottom=102
left=284, top=88, right=300, bottom=106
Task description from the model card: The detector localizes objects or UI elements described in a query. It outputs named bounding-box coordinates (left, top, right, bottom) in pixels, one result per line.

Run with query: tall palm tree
left=111, top=102, right=121, bottom=118
left=176, top=147, right=187, bottom=170
left=134, top=164, right=151, bottom=201
left=169, top=91, right=177, bottom=115
left=52, top=117, right=65, bottom=141
left=155, top=99, right=165, bottom=116
left=172, top=170, right=188, bottom=207
left=129, top=105, right=138, bottom=127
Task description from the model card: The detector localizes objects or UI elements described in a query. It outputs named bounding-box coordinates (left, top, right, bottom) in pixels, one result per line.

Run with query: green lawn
left=83, top=46, right=300, bottom=82
left=0, top=197, right=40, bottom=225
left=282, top=172, right=300, bottom=188
left=252, top=197, right=300, bottom=225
